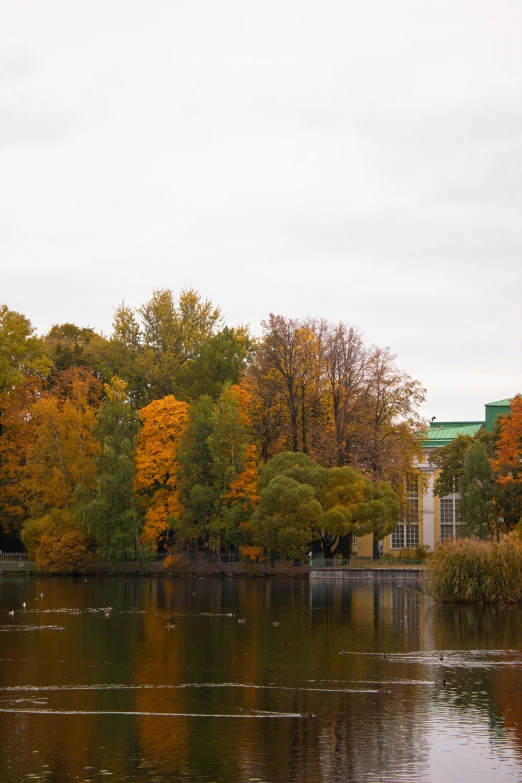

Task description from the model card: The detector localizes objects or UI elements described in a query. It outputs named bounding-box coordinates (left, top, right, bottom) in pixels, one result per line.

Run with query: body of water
left=1, top=576, right=522, bottom=782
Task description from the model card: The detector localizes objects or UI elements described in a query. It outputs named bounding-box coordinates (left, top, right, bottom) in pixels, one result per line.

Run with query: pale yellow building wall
left=356, top=533, right=374, bottom=557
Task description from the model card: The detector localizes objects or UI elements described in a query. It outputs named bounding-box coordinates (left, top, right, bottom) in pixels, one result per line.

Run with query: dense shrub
left=425, top=534, right=522, bottom=603
left=396, top=545, right=430, bottom=561
left=35, top=529, right=89, bottom=574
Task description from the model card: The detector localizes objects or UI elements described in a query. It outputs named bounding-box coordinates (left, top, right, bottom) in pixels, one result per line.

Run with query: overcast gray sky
left=1, top=0, right=521, bottom=421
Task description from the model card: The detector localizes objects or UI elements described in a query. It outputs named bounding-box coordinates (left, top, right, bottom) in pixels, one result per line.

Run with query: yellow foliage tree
left=134, top=396, right=189, bottom=547
left=22, top=509, right=89, bottom=573
left=23, top=373, right=100, bottom=516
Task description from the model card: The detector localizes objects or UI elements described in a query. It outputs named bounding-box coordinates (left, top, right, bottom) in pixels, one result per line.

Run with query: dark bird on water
left=442, top=678, right=447, bottom=687
left=440, top=655, right=444, bottom=660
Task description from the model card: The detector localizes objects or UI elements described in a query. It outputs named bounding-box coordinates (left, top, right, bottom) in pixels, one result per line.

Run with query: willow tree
left=251, top=452, right=400, bottom=559
left=79, top=377, right=142, bottom=561
left=175, top=384, right=259, bottom=550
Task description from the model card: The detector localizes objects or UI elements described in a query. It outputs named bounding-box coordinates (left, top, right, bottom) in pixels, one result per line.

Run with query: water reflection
left=0, top=576, right=522, bottom=782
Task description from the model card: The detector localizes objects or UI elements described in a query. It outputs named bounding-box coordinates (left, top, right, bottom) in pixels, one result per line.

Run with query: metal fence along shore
left=0, top=551, right=425, bottom=574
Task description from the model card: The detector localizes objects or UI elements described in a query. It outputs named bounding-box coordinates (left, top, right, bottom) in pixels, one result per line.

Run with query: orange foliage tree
left=0, top=377, right=42, bottom=537
left=23, top=509, right=89, bottom=573
left=493, top=395, right=522, bottom=485
left=134, top=396, right=189, bottom=548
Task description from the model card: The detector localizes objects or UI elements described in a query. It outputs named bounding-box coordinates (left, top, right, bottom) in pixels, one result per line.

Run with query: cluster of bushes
left=426, top=533, right=522, bottom=603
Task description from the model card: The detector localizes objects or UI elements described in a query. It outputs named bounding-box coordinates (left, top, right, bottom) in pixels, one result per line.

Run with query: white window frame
left=391, top=476, right=419, bottom=550
left=440, top=493, right=465, bottom=540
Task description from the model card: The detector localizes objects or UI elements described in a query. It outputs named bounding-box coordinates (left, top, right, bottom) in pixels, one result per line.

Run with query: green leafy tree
left=250, top=474, right=323, bottom=559
left=178, top=327, right=255, bottom=400
left=251, top=452, right=400, bottom=558
left=460, top=441, right=496, bottom=539
left=175, top=396, right=216, bottom=546
left=139, top=288, right=222, bottom=400
left=78, top=377, right=142, bottom=560
left=43, top=323, right=110, bottom=377
left=430, top=430, right=495, bottom=498
left=0, top=305, right=51, bottom=393
left=175, top=385, right=257, bottom=550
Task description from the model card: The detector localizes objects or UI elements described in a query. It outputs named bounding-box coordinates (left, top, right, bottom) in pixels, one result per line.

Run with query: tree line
left=430, top=398, right=522, bottom=539
left=0, top=289, right=431, bottom=570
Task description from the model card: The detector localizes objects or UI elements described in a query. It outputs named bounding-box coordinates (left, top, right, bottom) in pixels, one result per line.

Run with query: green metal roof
left=485, top=398, right=512, bottom=431
left=423, top=422, right=484, bottom=448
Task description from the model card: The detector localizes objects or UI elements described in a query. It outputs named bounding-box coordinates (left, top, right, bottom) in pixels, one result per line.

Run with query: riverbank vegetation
left=1, top=292, right=520, bottom=573
left=0, top=292, right=424, bottom=569
left=426, top=534, right=522, bottom=603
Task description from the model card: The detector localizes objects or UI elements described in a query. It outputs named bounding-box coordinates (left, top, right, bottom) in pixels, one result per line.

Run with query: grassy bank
left=425, top=533, right=522, bottom=603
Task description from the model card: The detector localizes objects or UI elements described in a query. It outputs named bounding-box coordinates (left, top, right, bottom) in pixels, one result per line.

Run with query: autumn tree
left=492, top=395, right=522, bottom=528
left=249, top=317, right=425, bottom=504
left=321, top=323, right=370, bottom=467
left=17, top=370, right=100, bottom=569
left=354, top=347, right=425, bottom=487
left=22, top=370, right=101, bottom=517
left=0, top=377, right=42, bottom=546
left=22, top=508, right=89, bottom=573
left=43, top=323, right=110, bottom=377
left=79, top=377, right=142, bottom=561
left=0, top=305, right=51, bottom=394
left=134, top=395, right=189, bottom=549
left=493, top=395, right=522, bottom=487
left=249, top=315, right=324, bottom=457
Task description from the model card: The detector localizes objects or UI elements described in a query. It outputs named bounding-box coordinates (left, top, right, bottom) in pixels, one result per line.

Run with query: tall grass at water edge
left=425, top=533, right=522, bottom=603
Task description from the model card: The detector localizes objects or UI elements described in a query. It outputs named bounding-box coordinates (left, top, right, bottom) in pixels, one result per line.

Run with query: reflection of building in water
left=356, top=398, right=512, bottom=556
left=307, top=581, right=430, bottom=782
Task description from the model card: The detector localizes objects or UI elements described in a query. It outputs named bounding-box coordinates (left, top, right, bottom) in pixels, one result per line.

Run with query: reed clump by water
left=425, top=533, right=522, bottom=603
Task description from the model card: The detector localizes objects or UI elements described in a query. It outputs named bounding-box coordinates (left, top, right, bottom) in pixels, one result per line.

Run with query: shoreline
left=0, top=560, right=426, bottom=579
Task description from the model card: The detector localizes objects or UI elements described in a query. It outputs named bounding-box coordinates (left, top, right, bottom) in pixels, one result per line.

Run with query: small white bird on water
left=22, top=602, right=26, bottom=609
left=8, top=610, right=14, bottom=616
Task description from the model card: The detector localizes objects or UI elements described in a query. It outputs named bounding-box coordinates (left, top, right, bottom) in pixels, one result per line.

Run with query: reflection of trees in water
left=0, top=577, right=143, bottom=782
left=4, top=577, right=522, bottom=782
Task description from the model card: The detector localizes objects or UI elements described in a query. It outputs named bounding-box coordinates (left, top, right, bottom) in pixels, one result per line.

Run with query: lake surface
left=1, top=576, right=522, bottom=783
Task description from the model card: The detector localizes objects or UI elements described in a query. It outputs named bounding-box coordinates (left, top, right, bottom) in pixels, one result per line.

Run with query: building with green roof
left=355, top=397, right=514, bottom=558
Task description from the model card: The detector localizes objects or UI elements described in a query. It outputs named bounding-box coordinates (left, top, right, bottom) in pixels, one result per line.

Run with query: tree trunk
left=338, top=532, right=352, bottom=560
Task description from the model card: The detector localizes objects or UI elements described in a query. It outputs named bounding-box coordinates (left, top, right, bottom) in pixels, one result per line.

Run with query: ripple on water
left=0, top=625, right=64, bottom=632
